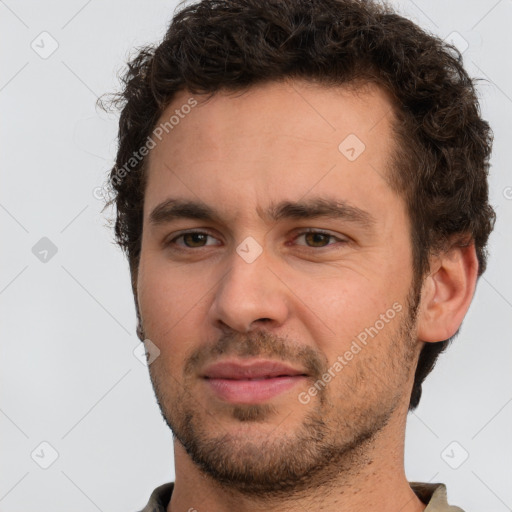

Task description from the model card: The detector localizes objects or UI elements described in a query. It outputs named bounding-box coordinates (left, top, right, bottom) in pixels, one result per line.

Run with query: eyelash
left=166, top=228, right=348, bottom=250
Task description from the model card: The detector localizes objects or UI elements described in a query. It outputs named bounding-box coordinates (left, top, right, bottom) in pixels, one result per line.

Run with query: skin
left=135, top=79, right=478, bottom=512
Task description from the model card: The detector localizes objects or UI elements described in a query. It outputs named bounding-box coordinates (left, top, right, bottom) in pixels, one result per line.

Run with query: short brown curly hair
left=103, top=0, right=495, bottom=410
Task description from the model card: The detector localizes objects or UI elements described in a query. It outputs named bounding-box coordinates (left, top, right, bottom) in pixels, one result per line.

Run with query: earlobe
left=416, top=242, right=479, bottom=343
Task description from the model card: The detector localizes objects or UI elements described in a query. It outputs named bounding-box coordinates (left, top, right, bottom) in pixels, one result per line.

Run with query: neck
left=167, top=409, right=426, bottom=512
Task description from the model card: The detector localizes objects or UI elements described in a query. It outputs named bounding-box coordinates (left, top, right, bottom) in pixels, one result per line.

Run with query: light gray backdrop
left=1, top=1, right=511, bottom=511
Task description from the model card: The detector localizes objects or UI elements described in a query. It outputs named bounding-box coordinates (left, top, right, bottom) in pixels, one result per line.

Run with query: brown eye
left=182, top=233, right=209, bottom=247
left=294, top=230, right=343, bottom=248
left=304, top=232, right=332, bottom=247
left=167, top=231, right=221, bottom=249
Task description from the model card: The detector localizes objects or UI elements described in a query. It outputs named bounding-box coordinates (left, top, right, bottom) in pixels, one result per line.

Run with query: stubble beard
left=147, top=290, right=420, bottom=498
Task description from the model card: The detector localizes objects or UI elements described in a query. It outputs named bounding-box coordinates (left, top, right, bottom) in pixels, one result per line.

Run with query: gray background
left=1, top=1, right=511, bottom=510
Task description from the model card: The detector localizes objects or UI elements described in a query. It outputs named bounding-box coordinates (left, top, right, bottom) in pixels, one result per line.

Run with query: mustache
left=184, top=330, right=327, bottom=380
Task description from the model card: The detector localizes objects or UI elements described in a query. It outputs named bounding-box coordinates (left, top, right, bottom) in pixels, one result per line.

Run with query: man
left=104, top=0, right=495, bottom=510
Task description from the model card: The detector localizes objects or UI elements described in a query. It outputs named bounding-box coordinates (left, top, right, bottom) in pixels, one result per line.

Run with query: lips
left=203, top=360, right=307, bottom=380
left=202, top=359, right=308, bottom=404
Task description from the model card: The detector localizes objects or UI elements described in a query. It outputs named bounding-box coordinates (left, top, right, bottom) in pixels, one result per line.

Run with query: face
left=136, top=80, right=422, bottom=495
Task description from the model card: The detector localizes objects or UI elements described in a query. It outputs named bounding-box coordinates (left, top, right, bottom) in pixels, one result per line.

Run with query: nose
left=210, top=244, right=290, bottom=333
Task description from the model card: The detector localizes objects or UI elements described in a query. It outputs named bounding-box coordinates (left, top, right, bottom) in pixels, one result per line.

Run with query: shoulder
left=137, top=482, right=175, bottom=512
left=410, top=482, right=464, bottom=511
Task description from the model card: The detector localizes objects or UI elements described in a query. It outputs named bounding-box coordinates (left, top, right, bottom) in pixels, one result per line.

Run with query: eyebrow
left=149, top=197, right=377, bottom=232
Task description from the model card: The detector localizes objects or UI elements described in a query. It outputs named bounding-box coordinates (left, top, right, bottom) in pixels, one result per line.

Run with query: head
left=103, top=0, right=495, bottom=495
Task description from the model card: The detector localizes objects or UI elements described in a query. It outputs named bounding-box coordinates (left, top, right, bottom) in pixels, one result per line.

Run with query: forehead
left=143, top=79, right=401, bottom=224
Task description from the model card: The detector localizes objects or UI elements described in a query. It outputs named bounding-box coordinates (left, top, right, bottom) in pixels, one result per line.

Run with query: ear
left=416, top=240, right=479, bottom=343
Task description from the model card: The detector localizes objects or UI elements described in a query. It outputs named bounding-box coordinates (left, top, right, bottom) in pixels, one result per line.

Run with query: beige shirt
left=138, top=481, right=464, bottom=511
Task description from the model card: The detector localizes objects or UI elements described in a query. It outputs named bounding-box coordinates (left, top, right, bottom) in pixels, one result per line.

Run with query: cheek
left=289, top=268, right=406, bottom=354
left=137, top=258, right=209, bottom=359
left=138, top=253, right=204, bottom=321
